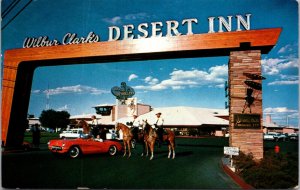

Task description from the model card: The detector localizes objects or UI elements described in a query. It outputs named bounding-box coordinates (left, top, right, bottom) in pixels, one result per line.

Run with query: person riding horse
left=153, top=112, right=164, bottom=147
left=126, top=115, right=140, bottom=141
left=142, top=119, right=176, bottom=160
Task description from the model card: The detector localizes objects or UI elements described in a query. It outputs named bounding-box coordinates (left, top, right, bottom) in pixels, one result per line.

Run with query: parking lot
left=2, top=137, right=240, bottom=189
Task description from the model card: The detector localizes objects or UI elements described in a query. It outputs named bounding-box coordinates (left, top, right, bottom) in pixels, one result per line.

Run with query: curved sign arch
left=2, top=28, right=281, bottom=159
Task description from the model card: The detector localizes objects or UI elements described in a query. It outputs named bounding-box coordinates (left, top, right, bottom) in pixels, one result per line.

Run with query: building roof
left=263, top=121, right=280, bottom=128
left=69, top=114, right=101, bottom=119
left=136, top=106, right=229, bottom=126
left=92, top=104, right=115, bottom=108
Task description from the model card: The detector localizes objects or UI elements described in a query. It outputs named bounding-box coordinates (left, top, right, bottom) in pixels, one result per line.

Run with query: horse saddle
left=150, top=130, right=157, bottom=138
left=155, top=128, right=168, bottom=135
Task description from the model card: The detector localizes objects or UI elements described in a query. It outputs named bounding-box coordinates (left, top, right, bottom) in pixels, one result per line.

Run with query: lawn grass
left=264, top=140, right=299, bottom=153
left=24, top=131, right=59, bottom=144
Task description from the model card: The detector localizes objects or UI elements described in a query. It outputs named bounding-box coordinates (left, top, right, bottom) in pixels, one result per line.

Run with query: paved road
left=2, top=138, right=239, bottom=189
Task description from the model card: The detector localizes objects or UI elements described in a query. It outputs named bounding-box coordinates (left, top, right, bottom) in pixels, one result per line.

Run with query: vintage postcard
left=1, top=0, right=298, bottom=189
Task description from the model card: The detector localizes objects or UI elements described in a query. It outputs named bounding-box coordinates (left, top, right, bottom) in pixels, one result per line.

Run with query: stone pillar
left=229, top=50, right=264, bottom=160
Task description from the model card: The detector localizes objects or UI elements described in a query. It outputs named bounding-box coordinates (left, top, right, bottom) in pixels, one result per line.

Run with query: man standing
left=32, top=123, right=40, bottom=148
left=154, top=112, right=164, bottom=147
left=91, top=115, right=98, bottom=138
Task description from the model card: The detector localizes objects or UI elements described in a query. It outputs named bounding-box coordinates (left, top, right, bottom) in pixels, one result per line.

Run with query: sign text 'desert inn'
left=23, top=14, right=251, bottom=48
left=233, top=113, right=261, bottom=129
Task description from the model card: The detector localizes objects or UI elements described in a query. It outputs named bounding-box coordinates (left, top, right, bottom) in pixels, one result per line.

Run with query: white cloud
left=267, top=80, right=299, bottom=86
left=102, top=13, right=150, bottom=25
left=102, top=16, right=122, bottom=25
left=264, top=107, right=298, bottom=113
left=124, top=13, right=149, bottom=20
left=34, top=85, right=110, bottom=96
left=31, top=89, right=41, bottom=93
left=134, top=64, right=228, bottom=91
left=57, top=105, right=69, bottom=111
left=128, top=74, right=138, bottom=81
left=278, top=44, right=294, bottom=54
left=279, top=74, right=298, bottom=80
left=261, top=58, right=299, bottom=75
left=263, top=44, right=298, bottom=85
left=267, top=75, right=299, bottom=86
left=288, top=112, right=299, bottom=119
left=264, top=107, right=299, bottom=126
left=144, top=76, right=159, bottom=85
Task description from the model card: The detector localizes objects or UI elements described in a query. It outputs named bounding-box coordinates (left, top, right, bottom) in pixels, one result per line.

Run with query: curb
left=221, top=159, right=254, bottom=189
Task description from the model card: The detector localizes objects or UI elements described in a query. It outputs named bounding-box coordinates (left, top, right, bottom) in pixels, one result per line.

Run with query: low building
left=263, top=115, right=298, bottom=134
left=28, top=117, right=40, bottom=126
left=69, top=93, right=234, bottom=136
left=136, top=106, right=229, bottom=136
left=92, top=98, right=152, bottom=126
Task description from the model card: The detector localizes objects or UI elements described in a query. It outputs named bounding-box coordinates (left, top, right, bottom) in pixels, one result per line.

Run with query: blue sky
left=2, top=0, right=299, bottom=127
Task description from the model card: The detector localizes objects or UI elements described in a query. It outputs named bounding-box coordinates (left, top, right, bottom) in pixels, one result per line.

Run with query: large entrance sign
left=2, top=28, right=281, bottom=159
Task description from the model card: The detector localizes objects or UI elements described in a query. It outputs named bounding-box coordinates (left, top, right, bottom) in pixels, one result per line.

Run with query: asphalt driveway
left=2, top=137, right=239, bottom=189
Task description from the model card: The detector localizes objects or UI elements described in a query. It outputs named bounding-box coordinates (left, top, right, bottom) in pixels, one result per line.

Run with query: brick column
left=229, top=50, right=263, bottom=160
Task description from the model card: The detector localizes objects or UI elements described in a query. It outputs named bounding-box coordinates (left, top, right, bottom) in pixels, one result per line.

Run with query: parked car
left=48, top=138, right=123, bottom=158
left=288, top=133, right=298, bottom=141
left=273, top=133, right=288, bottom=141
left=263, top=132, right=278, bottom=141
left=59, top=128, right=83, bottom=138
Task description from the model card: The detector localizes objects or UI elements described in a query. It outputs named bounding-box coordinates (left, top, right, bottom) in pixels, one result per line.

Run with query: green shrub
left=233, top=152, right=257, bottom=174
left=233, top=151, right=298, bottom=189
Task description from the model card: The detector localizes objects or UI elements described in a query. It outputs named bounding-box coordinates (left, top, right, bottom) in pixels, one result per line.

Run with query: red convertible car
left=48, top=138, right=123, bottom=158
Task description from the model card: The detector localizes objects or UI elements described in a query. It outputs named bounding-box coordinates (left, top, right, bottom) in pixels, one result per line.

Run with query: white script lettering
left=62, top=32, right=100, bottom=45
left=23, top=36, right=60, bottom=48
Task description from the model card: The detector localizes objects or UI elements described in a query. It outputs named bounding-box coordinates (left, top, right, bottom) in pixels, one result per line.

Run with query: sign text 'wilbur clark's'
left=23, top=14, right=251, bottom=48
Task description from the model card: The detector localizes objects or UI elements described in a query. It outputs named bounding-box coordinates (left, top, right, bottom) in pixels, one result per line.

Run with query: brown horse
left=142, top=120, right=176, bottom=160
left=115, top=122, right=133, bottom=158
left=76, top=119, right=91, bottom=137
left=142, top=120, right=157, bottom=160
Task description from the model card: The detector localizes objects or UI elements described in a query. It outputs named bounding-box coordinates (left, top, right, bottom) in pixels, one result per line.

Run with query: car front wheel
left=69, top=146, right=81, bottom=158
left=108, top=145, right=117, bottom=156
